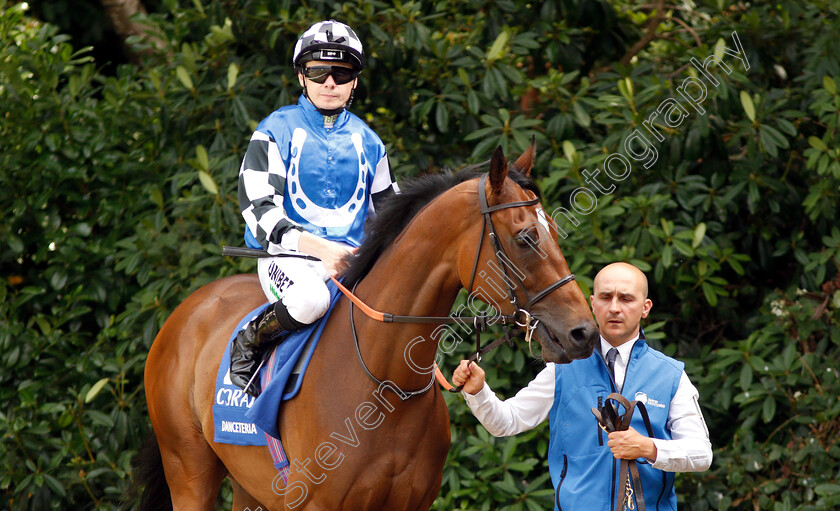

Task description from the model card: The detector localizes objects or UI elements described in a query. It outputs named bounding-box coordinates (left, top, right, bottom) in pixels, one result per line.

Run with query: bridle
left=334, top=174, right=577, bottom=398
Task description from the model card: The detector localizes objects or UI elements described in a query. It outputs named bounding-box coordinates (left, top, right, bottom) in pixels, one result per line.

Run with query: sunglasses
left=301, top=65, right=358, bottom=85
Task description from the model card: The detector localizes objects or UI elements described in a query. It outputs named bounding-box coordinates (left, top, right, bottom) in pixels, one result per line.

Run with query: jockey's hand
left=607, top=426, right=657, bottom=461
left=452, top=360, right=485, bottom=395
left=298, top=232, right=355, bottom=277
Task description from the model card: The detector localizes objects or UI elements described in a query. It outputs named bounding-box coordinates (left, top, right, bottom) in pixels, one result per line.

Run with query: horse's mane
left=341, top=161, right=541, bottom=288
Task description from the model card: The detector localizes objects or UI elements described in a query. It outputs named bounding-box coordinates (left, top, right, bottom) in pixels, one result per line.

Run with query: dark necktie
left=606, top=348, right=618, bottom=381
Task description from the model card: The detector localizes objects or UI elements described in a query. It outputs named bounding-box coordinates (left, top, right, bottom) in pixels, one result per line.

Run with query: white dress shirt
left=463, top=336, right=712, bottom=472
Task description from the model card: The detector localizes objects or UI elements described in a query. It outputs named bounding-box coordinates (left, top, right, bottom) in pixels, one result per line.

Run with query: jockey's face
left=298, top=60, right=357, bottom=112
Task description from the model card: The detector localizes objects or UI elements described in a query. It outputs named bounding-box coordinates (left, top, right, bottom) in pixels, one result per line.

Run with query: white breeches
left=257, top=255, right=331, bottom=325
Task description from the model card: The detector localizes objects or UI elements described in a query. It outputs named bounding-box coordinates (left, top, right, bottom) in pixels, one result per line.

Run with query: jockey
left=231, top=19, right=399, bottom=397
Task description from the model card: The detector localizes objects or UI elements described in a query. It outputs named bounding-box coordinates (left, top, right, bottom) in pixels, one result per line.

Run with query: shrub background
left=2, top=0, right=839, bottom=509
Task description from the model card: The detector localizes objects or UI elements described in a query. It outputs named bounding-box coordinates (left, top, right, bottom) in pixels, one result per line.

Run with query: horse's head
left=459, top=142, right=598, bottom=364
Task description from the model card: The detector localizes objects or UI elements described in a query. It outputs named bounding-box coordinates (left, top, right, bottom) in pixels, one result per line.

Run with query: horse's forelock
left=507, top=163, right=542, bottom=201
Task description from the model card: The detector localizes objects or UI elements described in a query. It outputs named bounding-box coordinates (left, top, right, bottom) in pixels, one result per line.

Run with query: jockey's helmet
left=293, top=20, right=365, bottom=73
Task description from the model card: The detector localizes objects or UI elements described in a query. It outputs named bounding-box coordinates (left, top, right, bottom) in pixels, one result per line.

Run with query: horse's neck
left=353, top=189, right=477, bottom=389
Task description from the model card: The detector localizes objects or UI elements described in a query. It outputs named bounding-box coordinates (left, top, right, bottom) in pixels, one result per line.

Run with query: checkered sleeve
left=238, top=131, right=302, bottom=253
left=369, top=153, right=399, bottom=211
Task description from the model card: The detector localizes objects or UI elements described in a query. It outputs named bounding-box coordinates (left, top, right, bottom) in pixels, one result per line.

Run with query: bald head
left=590, top=262, right=652, bottom=347
left=593, top=262, right=648, bottom=298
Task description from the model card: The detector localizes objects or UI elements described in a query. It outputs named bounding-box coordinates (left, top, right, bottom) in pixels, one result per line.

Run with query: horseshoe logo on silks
left=287, top=128, right=367, bottom=227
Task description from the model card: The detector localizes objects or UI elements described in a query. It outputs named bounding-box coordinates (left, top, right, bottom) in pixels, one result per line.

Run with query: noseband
left=340, top=174, right=577, bottom=398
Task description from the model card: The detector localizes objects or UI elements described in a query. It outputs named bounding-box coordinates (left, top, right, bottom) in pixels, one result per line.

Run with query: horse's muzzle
left=539, top=319, right=598, bottom=364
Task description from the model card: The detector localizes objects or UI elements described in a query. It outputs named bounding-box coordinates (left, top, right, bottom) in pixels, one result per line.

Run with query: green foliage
left=0, top=2, right=249, bottom=507
left=2, top=0, right=840, bottom=509
left=690, top=281, right=840, bottom=511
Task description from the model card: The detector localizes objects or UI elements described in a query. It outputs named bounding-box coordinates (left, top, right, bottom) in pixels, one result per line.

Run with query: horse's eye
left=515, top=231, right=538, bottom=247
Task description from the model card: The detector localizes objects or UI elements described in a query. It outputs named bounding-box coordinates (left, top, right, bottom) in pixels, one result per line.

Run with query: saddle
left=591, top=393, right=655, bottom=511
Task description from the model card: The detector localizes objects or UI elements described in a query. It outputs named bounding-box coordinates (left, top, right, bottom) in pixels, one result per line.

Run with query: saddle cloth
left=212, top=279, right=342, bottom=479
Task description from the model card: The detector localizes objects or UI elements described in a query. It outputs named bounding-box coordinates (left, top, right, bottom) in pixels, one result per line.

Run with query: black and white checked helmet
left=292, top=20, right=365, bottom=72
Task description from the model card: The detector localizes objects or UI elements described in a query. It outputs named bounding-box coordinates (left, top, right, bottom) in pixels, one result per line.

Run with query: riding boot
left=230, top=301, right=305, bottom=397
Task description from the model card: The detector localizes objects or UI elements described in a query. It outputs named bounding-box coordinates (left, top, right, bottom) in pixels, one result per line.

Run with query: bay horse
left=136, top=143, right=599, bottom=510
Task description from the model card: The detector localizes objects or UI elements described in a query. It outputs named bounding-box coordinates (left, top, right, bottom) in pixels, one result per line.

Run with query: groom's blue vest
left=547, top=338, right=683, bottom=511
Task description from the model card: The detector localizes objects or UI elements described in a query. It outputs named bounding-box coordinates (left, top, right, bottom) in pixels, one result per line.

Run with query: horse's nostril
left=570, top=323, right=597, bottom=347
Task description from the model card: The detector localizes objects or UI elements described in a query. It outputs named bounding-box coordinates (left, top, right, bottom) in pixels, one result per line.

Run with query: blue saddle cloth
left=213, top=280, right=342, bottom=445
left=212, top=303, right=270, bottom=446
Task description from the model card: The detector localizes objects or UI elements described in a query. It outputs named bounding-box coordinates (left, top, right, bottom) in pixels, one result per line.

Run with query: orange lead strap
left=330, top=275, right=461, bottom=390
left=434, top=364, right=455, bottom=391
left=329, top=274, right=385, bottom=322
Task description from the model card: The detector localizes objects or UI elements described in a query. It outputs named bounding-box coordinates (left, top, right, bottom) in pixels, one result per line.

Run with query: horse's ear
left=513, top=136, right=536, bottom=177
left=489, top=145, right=508, bottom=194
